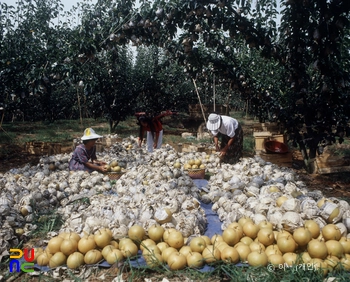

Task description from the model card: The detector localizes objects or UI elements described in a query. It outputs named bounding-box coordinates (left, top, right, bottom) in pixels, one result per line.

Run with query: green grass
left=0, top=118, right=110, bottom=145
left=28, top=199, right=64, bottom=238
left=121, top=258, right=350, bottom=282
left=29, top=212, right=64, bottom=238
left=332, top=148, right=350, bottom=157
left=243, top=135, right=255, bottom=157
left=115, top=119, right=139, bottom=135
left=2, top=249, right=350, bottom=282
left=163, top=134, right=184, bottom=145
left=111, top=247, right=350, bottom=281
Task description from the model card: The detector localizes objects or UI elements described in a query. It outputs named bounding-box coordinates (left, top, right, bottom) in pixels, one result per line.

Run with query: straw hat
left=81, top=128, right=102, bottom=141
left=206, top=113, right=221, bottom=131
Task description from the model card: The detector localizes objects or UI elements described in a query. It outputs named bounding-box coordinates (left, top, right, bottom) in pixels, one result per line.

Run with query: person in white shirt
left=206, top=113, right=243, bottom=164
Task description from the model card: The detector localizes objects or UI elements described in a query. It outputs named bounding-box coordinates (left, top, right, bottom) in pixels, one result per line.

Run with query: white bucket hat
left=81, top=128, right=102, bottom=140
left=206, top=113, right=221, bottom=131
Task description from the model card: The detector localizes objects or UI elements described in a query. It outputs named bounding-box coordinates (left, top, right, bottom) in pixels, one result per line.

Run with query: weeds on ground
left=117, top=248, right=349, bottom=282
left=243, top=135, right=255, bottom=157
left=29, top=212, right=64, bottom=238
left=2, top=248, right=350, bottom=282
left=332, top=148, right=350, bottom=157
left=123, top=258, right=350, bottom=282
left=163, top=134, right=184, bottom=145
left=1, top=119, right=110, bottom=144
left=29, top=199, right=64, bottom=238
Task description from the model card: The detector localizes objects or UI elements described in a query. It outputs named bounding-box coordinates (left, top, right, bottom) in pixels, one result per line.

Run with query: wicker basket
left=187, top=168, right=205, bottom=179
left=106, top=172, right=125, bottom=180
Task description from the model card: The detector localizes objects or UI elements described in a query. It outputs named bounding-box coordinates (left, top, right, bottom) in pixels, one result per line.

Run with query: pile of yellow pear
left=28, top=220, right=350, bottom=276
left=182, top=159, right=205, bottom=170
left=104, top=160, right=122, bottom=172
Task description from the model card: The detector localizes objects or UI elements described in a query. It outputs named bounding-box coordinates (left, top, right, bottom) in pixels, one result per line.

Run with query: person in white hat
left=206, top=113, right=243, bottom=164
left=69, top=128, right=107, bottom=173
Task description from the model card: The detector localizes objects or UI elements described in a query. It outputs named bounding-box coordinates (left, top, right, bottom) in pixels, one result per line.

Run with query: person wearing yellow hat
left=69, top=128, right=107, bottom=173
left=206, top=113, right=243, bottom=164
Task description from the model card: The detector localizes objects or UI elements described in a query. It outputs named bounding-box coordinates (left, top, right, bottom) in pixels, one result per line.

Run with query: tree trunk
left=108, top=120, right=113, bottom=134
left=108, top=119, right=120, bottom=134
left=298, top=140, right=318, bottom=174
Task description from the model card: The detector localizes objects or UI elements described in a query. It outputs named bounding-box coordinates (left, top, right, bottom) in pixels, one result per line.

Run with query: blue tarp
left=192, top=179, right=223, bottom=239
left=128, top=179, right=225, bottom=272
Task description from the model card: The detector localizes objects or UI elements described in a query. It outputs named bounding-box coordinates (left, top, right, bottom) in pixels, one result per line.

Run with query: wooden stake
left=226, top=82, right=232, bottom=115
left=245, top=99, right=248, bottom=119
left=192, top=79, right=207, bottom=124
left=77, top=88, right=83, bottom=125
left=213, top=74, right=216, bottom=112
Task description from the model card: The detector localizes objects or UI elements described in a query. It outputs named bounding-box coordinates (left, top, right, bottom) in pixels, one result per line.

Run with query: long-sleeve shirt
left=69, top=144, right=97, bottom=172
left=140, top=111, right=175, bottom=135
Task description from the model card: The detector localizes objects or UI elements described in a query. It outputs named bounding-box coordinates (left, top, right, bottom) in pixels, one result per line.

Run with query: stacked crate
left=252, top=123, right=292, bottom=167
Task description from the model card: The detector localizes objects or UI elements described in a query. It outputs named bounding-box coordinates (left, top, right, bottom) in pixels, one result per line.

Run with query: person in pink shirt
left=136, top=110, right=177, bottom=152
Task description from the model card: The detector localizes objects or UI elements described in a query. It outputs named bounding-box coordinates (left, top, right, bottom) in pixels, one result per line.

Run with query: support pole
left=213, top=74, right=216, bottom=112
left=245, top=99, right=249, bottom=119
left=192, top=79, right=207, bottom=124
left=77, top=88, right=83, bottom=125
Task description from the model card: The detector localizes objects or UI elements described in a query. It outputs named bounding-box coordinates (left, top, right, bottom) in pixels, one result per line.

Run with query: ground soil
left=1, top=119, right=350, bottom=199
